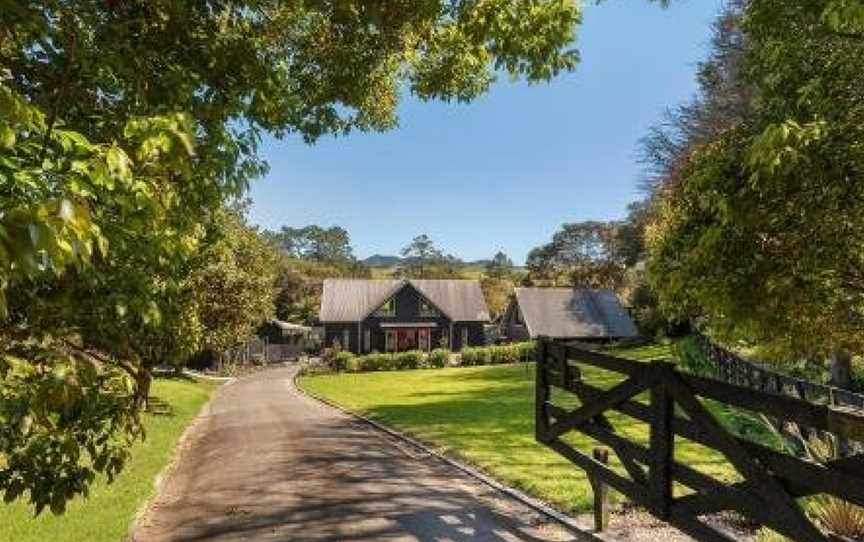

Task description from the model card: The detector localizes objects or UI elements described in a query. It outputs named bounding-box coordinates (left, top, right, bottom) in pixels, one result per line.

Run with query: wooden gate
left=534, top=338, right=864, bottom=542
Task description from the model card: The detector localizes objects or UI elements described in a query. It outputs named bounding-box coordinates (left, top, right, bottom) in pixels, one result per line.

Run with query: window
left=375, top=298, right=396, bottom=317
left=461, top=327, right=469, bottom=349
left=385, top=330, right=397, bottom=352
left=342, top=329, right=350, bottom=351
left=418, top=329, right=430, bottom=351
left=419, top=299, right=439, bottom=317
left=364, top=328, right=371, bottom=353
left=440, top=329, right=449, bottom=349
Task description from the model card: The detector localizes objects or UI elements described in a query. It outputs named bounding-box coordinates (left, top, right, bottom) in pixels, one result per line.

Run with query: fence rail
left=535, top=337, right=864, bottom=542
left=696, top=335, right=864, bottom=410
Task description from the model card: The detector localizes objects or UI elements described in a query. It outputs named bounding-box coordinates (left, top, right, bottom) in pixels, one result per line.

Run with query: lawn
left=0, top=376, right=219, bottom=542
left=299, top=342, right=744, bottom=513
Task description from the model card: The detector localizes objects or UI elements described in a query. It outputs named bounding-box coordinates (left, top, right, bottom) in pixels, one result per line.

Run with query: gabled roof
left=513, top=288, right=639, bottom=340
left=320, top=279, right=490, bottom=322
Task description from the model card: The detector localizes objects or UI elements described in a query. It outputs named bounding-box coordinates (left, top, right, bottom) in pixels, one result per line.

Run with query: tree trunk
left=134, top=368, right=152, bottom=412
left=831, top=350, right=852, bottom=390
left=830, top=350, right=852, bottom=457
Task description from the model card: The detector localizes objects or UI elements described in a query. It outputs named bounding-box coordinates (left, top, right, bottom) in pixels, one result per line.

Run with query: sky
left=249, top=0, right=725, bottom=265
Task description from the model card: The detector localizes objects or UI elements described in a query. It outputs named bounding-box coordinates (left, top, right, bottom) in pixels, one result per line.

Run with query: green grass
left=607, top=341, right=675, bottom=362
left=0, top=376, right=218, bottom=542
left=299, top=356, right=743, bottom=513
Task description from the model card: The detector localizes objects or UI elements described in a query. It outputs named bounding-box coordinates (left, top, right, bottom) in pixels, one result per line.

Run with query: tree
left=647, top=0, right=864, bottom=371
left=265, top=225, right=356, bottom=264
left=1, top=0, right=583, bottom=511
left=526, top=221, right=628, bottom=290
left=485, top=251, right=515, bottom=279
left=396, top=235, right=446, bottom=278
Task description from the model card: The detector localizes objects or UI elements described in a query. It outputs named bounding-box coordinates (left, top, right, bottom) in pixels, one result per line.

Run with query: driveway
left=131, top=366, right=591, bottom=542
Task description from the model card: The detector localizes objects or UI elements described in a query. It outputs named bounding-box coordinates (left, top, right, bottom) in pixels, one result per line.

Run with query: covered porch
left=379, top=322, right=445, bottom=352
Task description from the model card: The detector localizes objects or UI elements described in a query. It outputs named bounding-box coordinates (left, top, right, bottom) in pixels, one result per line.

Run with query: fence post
left=535, top=338, right=550, bottom=443
left=649, top=362, right=675, bottom=519
left=590, top=447, right=610, bottom=532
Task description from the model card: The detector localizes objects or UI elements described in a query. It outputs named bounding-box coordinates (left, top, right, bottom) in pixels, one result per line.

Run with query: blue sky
left=249, top=0, right=724, bottom=264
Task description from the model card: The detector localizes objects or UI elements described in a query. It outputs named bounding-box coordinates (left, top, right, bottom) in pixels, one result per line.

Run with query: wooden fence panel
left=535, top=337, right=864, bottom=542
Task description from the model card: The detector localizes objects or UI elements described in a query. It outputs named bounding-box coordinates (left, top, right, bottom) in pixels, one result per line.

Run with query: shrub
left=517, top=341, right=536, bottom=362
left=460, top=347, right=478, bottom=366
left=395, top=350, right=424, bottom=370
left=672, top=336, right=717, bottom=378
left=428, top=348, right=450, bottom=368
left=332, top=351, right=355, bottom=372
left=358, top=352, right=394, bottom=372
left=345, top=356, right=362, bottom=373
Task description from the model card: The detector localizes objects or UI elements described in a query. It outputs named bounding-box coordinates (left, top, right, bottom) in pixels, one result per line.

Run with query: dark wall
left=500, top=300, right=531, bottom=342
left=323, top=322, right=358, bottom=353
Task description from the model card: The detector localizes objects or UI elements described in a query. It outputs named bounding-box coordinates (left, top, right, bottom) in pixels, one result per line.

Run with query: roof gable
left=513, top=288, right=639, bottom=339
left=320, top=279, right=490, bottom=322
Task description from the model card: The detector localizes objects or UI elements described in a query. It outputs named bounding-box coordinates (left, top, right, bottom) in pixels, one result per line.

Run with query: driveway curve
left=132, top=366, right=589, bottom=542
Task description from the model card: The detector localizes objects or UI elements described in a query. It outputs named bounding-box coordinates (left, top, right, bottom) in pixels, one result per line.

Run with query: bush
left=460, top=347, right=479, bottom=366
left=332, top=351, right=355, bottom=372
left=428, top=348, right=450, bottom=368
left=517, top=341, right=535, bottom=362
left=358, top=352, right=394, bottom=372
left=395, top=350, right=424, bottom=370
left=672, top=336, right=716, bottom=378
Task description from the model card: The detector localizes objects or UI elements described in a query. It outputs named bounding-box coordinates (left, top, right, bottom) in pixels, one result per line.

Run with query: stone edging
left=292, top=372, right=613, bottom=542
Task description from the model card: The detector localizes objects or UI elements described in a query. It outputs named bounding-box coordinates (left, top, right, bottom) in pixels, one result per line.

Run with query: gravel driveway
left=131, top=366, right=596, bottom=542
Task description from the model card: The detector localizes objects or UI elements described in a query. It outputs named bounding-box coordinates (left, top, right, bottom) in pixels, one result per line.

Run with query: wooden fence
left=535, top=338, right=864, bottom=542
left=696, top=335, right=864, bottom=410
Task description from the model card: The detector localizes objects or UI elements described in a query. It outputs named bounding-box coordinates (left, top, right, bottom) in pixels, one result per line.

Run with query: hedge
left=325, top=342, right=535, bottom=374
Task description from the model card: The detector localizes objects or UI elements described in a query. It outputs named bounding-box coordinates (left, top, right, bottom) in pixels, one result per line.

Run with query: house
left=500, top=287, right=639, bottom=342
left=319, top=279, right=490, bottom=354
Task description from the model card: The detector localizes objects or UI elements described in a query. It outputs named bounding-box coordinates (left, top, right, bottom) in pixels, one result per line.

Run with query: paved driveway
left=132, top=366, right=592, bottom=542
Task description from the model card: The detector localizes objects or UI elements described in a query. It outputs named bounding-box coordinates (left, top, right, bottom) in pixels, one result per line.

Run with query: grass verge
left=0, top=376, right=219, bottom=542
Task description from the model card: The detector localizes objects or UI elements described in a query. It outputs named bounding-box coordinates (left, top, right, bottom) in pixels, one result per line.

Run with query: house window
left=419, top=299, right=439, bottom=317
left=461, top=327, right=469, bottom=349
left=375, top=298, right=396, bottom=317
left=342, top=329, right=350, bottom=351
left=440, top=329, right=449, bottom=349
left=364, top=328, right=371, bottom=353
left=385, top=330, right=397, bottom=352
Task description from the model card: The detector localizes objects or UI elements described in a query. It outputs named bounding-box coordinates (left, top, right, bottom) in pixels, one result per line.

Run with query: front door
left=385, top=330, right=397, bottom=352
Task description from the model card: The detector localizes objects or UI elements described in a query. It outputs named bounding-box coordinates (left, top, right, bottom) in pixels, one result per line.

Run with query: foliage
left=428, top=348, right=451, bottom=368
left=485, top=252, right=515, bottom=279
left=394, top=351, right=424, bottom=370
left=526, top=221, right=629, bottom=290
left=193, top=206, right=278, bottom=356
left=811, top=497, right=864, bottom=539
left=647, top=0, right=864, bottom=361
left=395, top=234, right=466, bottom=279
left=0, top=377, right=216, bottom=542
left=480, top=277, right=515, bottom=319
left=331, top=351, right=355, bottom=373
left=264, top=225, right=357, bottom=265
left=1, top=0, right=582, bottom=511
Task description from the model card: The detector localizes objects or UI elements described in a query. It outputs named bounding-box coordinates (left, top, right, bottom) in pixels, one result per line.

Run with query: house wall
left=500, top=300, right=531, bottom=342
left=323, top=323, right=358, bottom=353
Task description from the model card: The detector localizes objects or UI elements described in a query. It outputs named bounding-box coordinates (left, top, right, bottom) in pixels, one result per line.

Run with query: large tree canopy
left=0, top=0, right=584, bottom=512
left=647, top=0, right=864, bottom=361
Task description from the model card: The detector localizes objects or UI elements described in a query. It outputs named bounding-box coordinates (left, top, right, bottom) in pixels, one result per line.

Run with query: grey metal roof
left=320, top=279, right=490, bottom=322
left=513, top=288, right=639, bottom=340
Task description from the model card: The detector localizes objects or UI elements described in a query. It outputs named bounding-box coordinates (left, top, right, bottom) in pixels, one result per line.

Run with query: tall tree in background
left=397, top=234, right=453, bottom=279
left=0, top=0, right=582, bottom=511
left=526, top=221, right=628, bottom=290
left=647, top=0, right=864, bottom=381
left=485, top=251, right=515, bottom=279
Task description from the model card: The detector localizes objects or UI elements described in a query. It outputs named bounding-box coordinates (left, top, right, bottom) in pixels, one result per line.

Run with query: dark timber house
left=501, top=287, right=639, bottom=342
left=319, top=279, right=490, bottom=354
